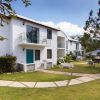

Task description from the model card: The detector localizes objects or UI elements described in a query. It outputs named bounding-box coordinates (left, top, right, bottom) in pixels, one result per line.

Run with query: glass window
left=26, top=25, right=39, bottom=43
left=35, top=50, right=40, bottom=60
left=47, top=29, right=52, bottom=39
left=47, top=49, right=52, bottom=59
left=76, top=43, right=79, bottom=50
left=70, top=41, right=72, bottom=45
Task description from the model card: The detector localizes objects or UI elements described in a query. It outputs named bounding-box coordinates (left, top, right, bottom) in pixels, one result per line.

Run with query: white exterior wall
left=10, top=18, right=57, bottom=69
left=57, top=31, right=66, bottom=58
left=0, top=20, right=11, bottom=56
left=66, top=41, right=77, bottom=55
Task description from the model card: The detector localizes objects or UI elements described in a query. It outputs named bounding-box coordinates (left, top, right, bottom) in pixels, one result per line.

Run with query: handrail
left=18, top=32, right=51, bottom=45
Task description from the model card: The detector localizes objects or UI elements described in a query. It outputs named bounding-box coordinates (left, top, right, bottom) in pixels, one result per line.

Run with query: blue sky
left=12, top=0, right=98, bottom=35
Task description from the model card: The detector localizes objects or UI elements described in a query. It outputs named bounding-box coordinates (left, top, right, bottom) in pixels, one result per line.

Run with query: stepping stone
left=69, top=79, right=84, bottom=85
left=76, top=77, right=95, bottom=82
left=8, top=82, right=26, bottom=87
left=0, top=80, right=13, bottom=86
left=55, top=80, right=68, bottom=86
left=21, top=82, right=36, bottom=88
left=35, top=82, right=57, bottom=88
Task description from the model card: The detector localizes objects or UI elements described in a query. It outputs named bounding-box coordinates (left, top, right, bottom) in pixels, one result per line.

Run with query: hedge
left=0, top=56, right=17, bottom=73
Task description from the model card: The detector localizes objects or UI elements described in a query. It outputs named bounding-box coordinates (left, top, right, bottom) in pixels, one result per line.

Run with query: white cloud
left=42, top=21, right=84, bottom=36
left=42, top=21, right=55, bottom=27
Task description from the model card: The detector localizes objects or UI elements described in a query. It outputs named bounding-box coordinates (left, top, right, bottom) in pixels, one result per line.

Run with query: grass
left=0, top=79, right=100, bottom=100
left=0, top=71, right=77, bottom=82
left=51, top=61, right=100, bottom=74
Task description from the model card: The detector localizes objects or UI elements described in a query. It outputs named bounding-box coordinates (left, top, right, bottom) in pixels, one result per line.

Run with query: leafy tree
left=0, top=0, right=31, bottom=40
left=81, top=0, right=100, bottom=52
left=80, top=33, right=100, bottom=52
left=84, top=0, right=100, bottom=36
left=0, top=0, right=31, bottom=26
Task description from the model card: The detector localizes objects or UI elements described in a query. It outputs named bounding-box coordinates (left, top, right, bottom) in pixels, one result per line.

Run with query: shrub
left=57, top=57, right=64, bottom=65
left=0, top=55, right=17, bottom=73
left=53, top=65, right=60, bottom=69
left=71, top=55, right=77, bottom=60
left=63, top=55, right=72, bottom=63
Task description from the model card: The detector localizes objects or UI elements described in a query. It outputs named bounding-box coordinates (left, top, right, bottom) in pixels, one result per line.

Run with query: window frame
left=47, top=49, right=52, bottom=59
left=47, top=29, right=52, bottom=39
left=26, top=25, right=39, bottom=43
left=35, top=50, right=40, bottom=60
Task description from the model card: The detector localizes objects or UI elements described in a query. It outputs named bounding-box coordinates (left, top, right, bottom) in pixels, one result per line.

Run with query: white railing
left=57, top=44, right=65, bottom=48
left=19, top=32, right=51, bottom=46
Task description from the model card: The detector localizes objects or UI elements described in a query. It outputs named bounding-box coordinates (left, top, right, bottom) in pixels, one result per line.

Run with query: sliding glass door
left=26, top=25, right=39, bottom=43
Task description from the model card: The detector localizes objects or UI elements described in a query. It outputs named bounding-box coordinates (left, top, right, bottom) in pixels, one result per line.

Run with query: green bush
left=0, top=55, right=17, bottom=73
left=53, top=65, right=60, bottom=69
left=63, top=55, right=72, bottom=63
left=57, top=57, right=64, bottom=65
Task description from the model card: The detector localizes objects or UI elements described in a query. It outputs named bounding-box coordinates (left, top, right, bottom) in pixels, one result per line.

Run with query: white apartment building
left=57, top=31, right=84, bottom=58
left=0, top=15, right=59, bottom=72
left=0, top=15, right=84, bottom=72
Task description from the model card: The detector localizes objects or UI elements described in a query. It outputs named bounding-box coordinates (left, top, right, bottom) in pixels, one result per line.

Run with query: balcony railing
left=19, top=32, right=51, bottom=46
left=57, top=44, right=65, bottom=48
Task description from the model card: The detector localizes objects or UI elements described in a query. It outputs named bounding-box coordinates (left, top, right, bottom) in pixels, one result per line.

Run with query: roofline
left=0, top=14, right=60, bottom=31
left=60, top=30, right=79, bottom=42
left=13, top=15, right=60, bottom=31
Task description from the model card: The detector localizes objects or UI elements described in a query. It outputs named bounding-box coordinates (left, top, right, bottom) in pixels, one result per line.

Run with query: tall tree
left=0, top=0, right=31, bottom=26
left=80, top=33, right=100, bottom=52
left=84, top=0, right=100, bottom=36
left=80, top=0, right=100, bottom=52
left=0, top=0, right=31, bottom=40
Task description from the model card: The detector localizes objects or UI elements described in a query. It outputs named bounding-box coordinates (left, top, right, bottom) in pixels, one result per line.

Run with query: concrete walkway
left=0, top=70, right=100, bottom=88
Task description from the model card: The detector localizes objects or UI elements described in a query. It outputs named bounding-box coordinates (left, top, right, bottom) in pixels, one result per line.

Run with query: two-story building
left=0, top=14, right=84, bottom=72
left=0, top=15, right=59, bottom=72
left=57, top=31, right=84, bottom=59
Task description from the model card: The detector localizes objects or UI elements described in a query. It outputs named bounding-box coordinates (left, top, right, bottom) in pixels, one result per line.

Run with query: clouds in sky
left=42, top=21, right=84, bottom=36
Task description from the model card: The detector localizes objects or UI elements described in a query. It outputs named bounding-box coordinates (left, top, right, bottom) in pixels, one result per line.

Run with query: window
left=35, top=50, right=40, bottom=60
left=47, top=29, right=52, bottom=39
left=97, top=52, right=100, bottom=56
left=47, top=49, right=52, bottom=59
left=70, top=41, right=72, bottom=45
left=26, top=25, right=39, bottom=43
left=76, top=43, right=79, bottom=50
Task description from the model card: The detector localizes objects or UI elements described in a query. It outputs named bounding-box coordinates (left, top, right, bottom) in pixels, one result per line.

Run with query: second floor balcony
left=57, top=36, right=65, bottom=49
left=57, top=44, right=65, bottom=49
left=19, top=32, right=51, bottom=47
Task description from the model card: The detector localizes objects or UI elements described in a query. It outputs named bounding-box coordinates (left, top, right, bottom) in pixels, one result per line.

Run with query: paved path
left=0, top=70, right=100, bottom=88
left=37, top=69, right=97, bottom=77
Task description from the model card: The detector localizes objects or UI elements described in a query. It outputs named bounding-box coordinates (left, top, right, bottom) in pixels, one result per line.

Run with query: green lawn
left=51, top=61, right=100, bottom=74
left=0, top=79, right=100, bottom=100
left=0, top=71, right=77, bottom=82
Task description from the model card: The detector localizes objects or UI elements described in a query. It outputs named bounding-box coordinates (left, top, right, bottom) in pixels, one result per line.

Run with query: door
left=26, top=49, right=34, bottom=64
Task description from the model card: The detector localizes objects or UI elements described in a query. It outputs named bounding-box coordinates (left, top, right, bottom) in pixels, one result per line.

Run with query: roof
left=13, top=14, right=60, bottom=31
left=59, top=30, right=79, bottom=42
left=86, top=49, right=100, bottom=55
left=67, top=37, right=79, bottom=42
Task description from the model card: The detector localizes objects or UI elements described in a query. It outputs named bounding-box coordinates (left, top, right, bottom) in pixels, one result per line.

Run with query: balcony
left=57, top=36, right=65, bottom=49
left=57, top=44, right=65, bottom=49
left=18, top=33, right=51, bottom=47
